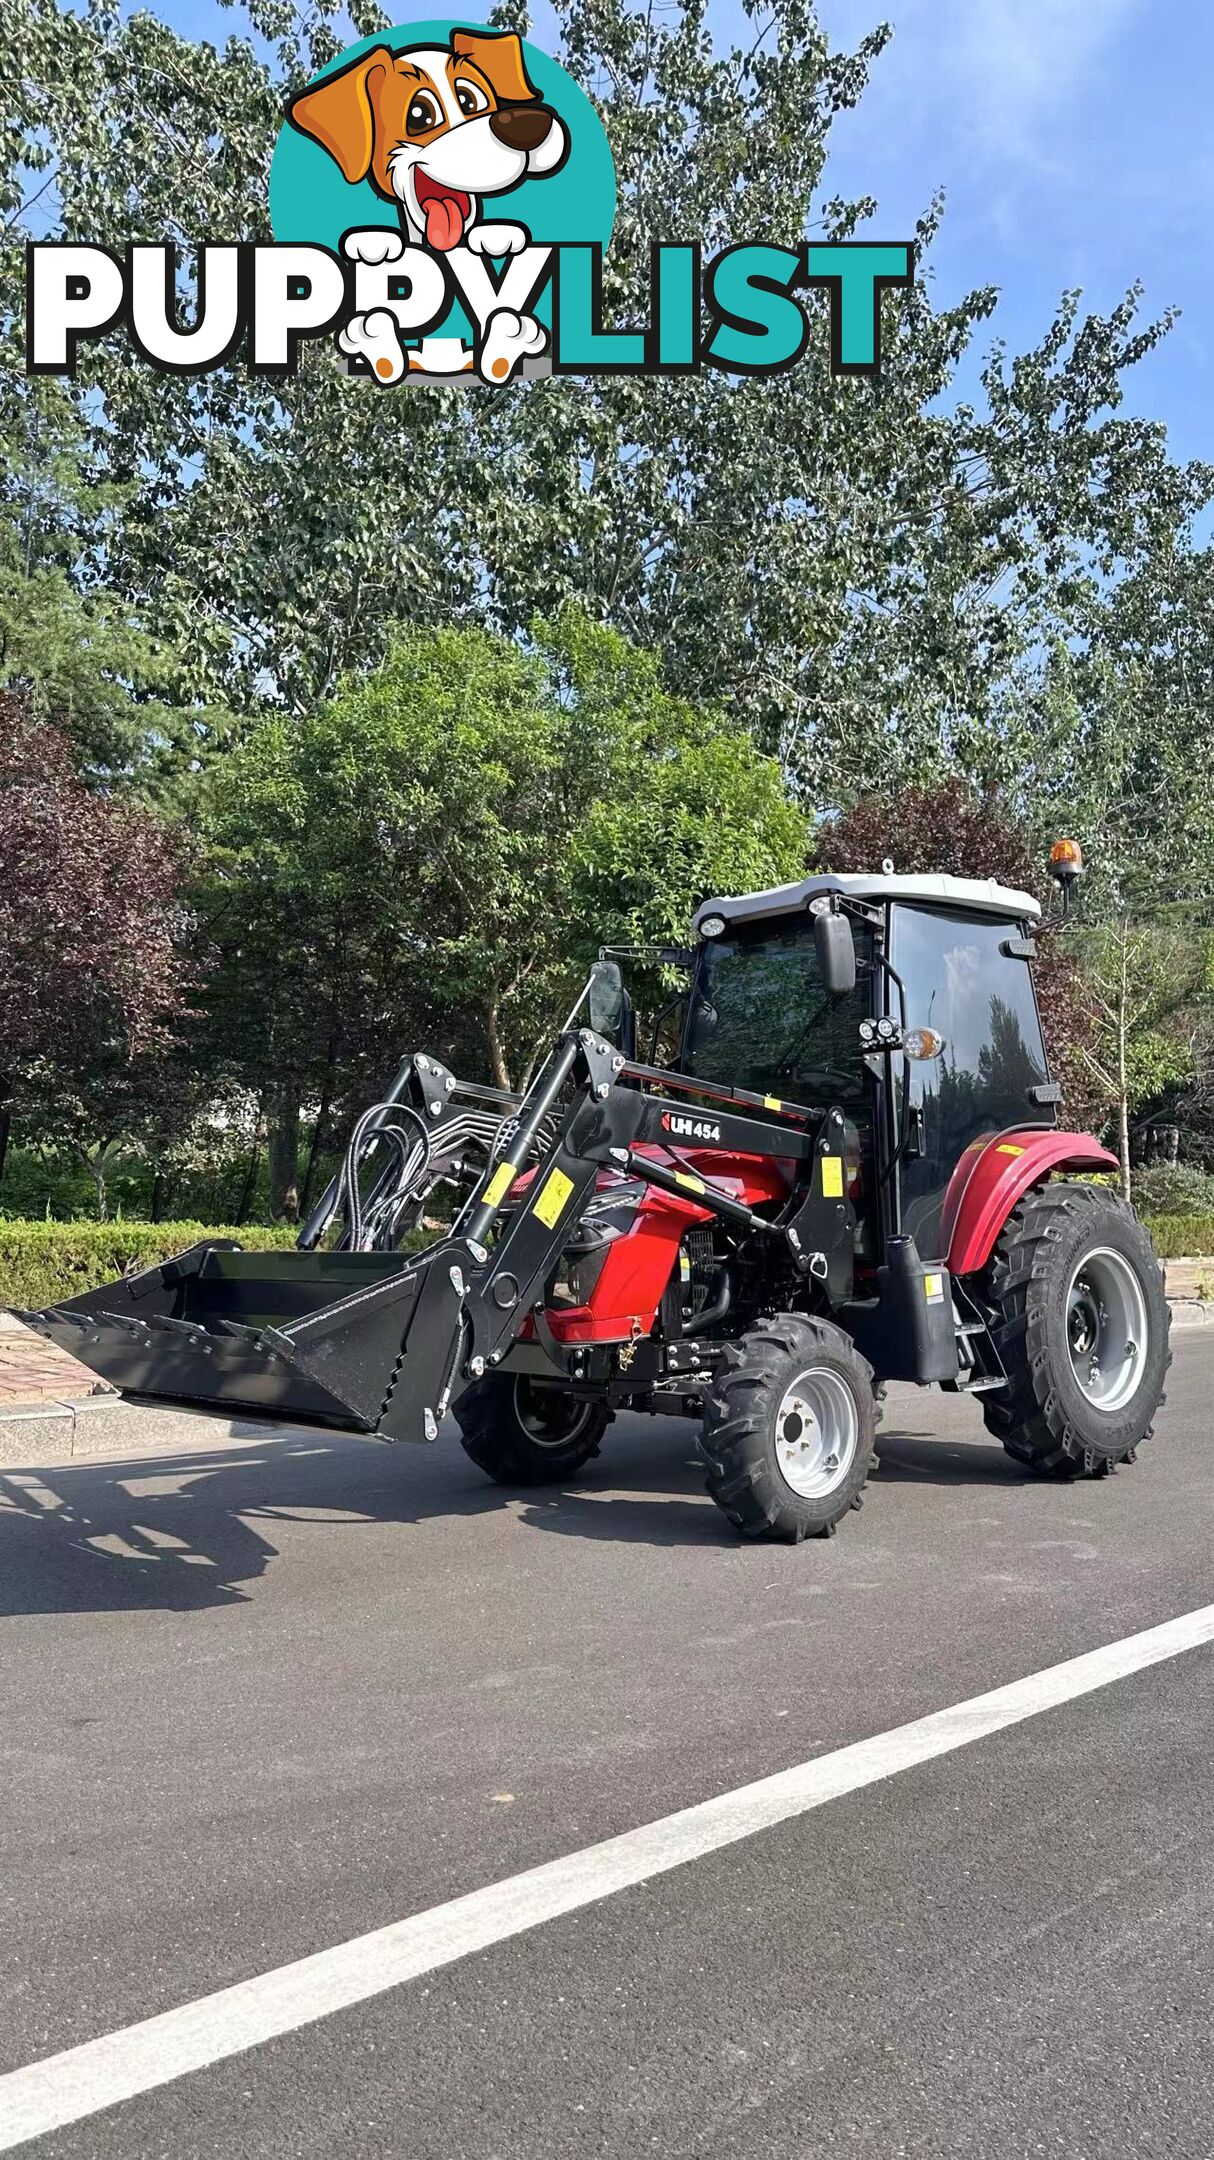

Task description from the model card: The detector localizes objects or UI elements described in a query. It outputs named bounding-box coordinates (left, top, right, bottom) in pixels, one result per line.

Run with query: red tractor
left=17, top=870, right=1170, bottom=1544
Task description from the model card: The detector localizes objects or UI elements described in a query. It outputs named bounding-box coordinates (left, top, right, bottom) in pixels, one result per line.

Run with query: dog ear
left=287, top=47, right=393, bottom=184
left=451, top=29, right=538, bottom=105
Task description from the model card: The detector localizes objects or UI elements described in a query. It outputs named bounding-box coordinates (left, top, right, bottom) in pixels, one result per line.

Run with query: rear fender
left=944, top=1130, right=1119, bottom=1279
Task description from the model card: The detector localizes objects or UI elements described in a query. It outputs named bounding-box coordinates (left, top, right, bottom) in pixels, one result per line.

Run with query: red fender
left=944, top=1129, right=1119, bottom=1279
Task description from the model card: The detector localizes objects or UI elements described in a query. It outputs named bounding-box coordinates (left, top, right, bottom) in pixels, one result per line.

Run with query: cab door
left=889, top=905, right=1052, bottom=1260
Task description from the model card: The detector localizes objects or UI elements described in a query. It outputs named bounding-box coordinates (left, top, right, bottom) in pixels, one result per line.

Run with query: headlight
left=550, top=1181, right=646, bottom=1308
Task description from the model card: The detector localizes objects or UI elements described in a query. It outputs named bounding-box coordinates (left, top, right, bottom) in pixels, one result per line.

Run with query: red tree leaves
left=0, top=692, right=191, bottom=1103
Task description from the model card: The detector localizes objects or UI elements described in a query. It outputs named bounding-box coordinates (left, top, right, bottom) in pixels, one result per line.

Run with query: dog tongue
left=424, top=194, right=465, bottom=251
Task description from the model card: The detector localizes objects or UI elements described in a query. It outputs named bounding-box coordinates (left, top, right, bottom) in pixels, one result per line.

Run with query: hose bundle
left=334, top=1101, right=433, bottom=1252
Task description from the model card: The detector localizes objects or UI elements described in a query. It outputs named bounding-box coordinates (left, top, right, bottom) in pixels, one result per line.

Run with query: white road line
left=4, top=1601, right=1214, bottom=2151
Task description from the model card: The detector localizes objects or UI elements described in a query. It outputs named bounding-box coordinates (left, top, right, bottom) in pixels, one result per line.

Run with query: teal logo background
left=269, top=22, right=615, bottom=348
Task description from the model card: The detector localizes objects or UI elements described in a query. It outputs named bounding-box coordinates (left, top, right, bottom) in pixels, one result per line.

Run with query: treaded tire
left=700, top=1314, right=876, bottom=1543
left=980, top=1181, right=1170, bottom=1476
left=454, top=1373, right=610, bottom=1487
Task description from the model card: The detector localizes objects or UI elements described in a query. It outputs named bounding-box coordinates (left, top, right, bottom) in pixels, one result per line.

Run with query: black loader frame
left=17, top=1020, right=889, bottom=1440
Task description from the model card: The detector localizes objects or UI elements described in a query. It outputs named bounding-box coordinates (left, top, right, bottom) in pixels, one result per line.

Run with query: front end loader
left=14, top=870, right=1171, bottom=1542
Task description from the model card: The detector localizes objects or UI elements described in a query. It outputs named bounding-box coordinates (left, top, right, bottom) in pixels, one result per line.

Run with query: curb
left=0, top=1394, right=313, bottom=1469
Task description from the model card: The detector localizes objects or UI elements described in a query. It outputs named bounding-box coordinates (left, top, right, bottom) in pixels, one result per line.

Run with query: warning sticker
left=534, top=1166, right=575, bottom=1229
left=483, top=1161, right=515, bottom=1209
left=820, top=1156, right=844, bottom=1198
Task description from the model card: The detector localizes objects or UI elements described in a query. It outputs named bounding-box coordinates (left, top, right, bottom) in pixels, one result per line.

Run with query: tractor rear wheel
left=454, top=1373, right=610, bottom=1486
left=980, top=1181, right=1170, bottom=1476
left=700, top=1314, right=876, bottom=1542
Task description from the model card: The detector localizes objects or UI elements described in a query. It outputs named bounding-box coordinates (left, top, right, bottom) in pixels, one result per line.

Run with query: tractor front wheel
left=455, top=1373, right=611, bottom=1487
left=981, top=1181, right=1170, bottom=1476
left=700, top=1315, right=876, bottom=1542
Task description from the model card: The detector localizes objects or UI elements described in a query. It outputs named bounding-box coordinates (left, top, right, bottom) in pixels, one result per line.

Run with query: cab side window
left=891, top=906, right=1049, bottom=1258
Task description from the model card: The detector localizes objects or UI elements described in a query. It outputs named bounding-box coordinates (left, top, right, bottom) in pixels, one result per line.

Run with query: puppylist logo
left=26, top=22, right=914, bottom=388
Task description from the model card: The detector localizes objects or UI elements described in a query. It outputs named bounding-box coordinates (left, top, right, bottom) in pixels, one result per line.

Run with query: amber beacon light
left=1048, top=836, right=1085, bottom=884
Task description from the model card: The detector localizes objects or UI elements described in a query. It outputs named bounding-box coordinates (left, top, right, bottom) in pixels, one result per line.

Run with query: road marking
left=4, top=1600, right=1214, bottom=2149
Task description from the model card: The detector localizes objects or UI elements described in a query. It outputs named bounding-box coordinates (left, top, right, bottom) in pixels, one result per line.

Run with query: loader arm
left=13, top=1029, right=852, bottom=1443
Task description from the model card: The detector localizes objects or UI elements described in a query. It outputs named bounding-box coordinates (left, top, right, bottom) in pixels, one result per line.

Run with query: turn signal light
left=904, top=1028, right=945, bottom=1060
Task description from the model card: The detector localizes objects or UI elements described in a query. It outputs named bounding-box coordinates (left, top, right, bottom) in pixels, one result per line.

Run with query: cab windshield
left=681, top=919, right=874, bottom=1105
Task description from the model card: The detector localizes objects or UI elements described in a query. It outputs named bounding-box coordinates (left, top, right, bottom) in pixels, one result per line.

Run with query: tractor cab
left=681, top=873, right=1054, bottom=1263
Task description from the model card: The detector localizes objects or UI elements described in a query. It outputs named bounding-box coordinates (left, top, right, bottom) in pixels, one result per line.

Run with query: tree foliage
left=199, top=612, right=806, bottom=1131
left=4, top=0, right=1214, bottom=1210
left=0, top=692, right=193, bottom=1199
left=8, top=0, right=1209, bottom=794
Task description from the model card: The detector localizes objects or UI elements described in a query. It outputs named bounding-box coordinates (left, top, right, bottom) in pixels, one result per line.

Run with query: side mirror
left=588, top=958, right=625, bottom=1040
left=814, top=907, right=856, bottom=997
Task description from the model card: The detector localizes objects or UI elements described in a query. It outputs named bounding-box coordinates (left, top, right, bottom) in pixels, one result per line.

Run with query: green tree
left=0, top=375, right=232, bottom=784
left=7, top=0, right=1207, bottom=791
left=198, top=611, right=806, bottom=1208
left=1073, top=919, right=1203, bottom=1200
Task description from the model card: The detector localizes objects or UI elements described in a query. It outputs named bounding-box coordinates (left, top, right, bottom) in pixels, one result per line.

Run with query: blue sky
left=153, top=0, right=1211, bottom=470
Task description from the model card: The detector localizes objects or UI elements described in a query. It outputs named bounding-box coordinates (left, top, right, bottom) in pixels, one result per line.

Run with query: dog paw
left=342, top=227, right=405, bottom=266
left=465, top=223, right=529, bottom=259
left=478, top=309, right=547, bottom=383
left=337, top=307, right=407, bottom=385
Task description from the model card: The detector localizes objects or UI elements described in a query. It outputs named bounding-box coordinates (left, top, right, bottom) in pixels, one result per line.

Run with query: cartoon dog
left=288, top=30, right=564, bottom=382
left=288, top=29, right=566, bottom=255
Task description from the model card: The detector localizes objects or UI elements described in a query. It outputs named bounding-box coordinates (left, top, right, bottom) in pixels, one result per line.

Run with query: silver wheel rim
left=513, top=1379, right=595, bottom=1450
left=1065, top=1246, right=1148, bottom=1415
left=774, top=1367, right=859, bottom=1498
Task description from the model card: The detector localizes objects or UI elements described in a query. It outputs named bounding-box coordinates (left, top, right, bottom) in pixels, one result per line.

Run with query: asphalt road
left=3, top=1334, right=1214, bottom=2156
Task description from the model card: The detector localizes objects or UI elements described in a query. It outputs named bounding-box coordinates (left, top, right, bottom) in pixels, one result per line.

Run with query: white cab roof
left=693, top=872, right=1041, bottom=934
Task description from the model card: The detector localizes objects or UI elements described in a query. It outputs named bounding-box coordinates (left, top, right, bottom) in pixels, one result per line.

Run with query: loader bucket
left=12, top=1237, right=471, bottom=1444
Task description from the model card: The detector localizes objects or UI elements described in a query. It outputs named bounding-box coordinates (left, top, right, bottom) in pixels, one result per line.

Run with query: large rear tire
left=455, top=1373, right=611, bottom=1486
left=700, top=1314, right=876, bottom=1542
left=980, top=1181, right=1170, bottom=1476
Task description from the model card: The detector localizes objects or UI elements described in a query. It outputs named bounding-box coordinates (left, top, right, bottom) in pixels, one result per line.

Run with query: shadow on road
left=874, top=1429, right=1027, bottom=1486
left=0, top=1409, right=1028, bottom=1617
left=0, top=1415, right=717, bottom=1615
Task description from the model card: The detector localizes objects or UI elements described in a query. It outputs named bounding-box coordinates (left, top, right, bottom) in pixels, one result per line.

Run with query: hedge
left=3, top=1210, right=1213, bottom=1311
left=0, top=1221, right=302, bottom=1310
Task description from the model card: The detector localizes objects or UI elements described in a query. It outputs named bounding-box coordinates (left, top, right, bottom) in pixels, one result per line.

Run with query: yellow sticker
left=674, top=1171, right=706, bottom=1195
left=763, top=1094, right=783, bottom=1112
left=924, top=1271, right=945, bottom=1302
left=820, top=1156, right=844, bottom=1198
left=996, top=1143, right=1025, bottom=1157
left=483, top=1161, right=515, bottom=1209
left=534, top=1166, right=575, bottom=1229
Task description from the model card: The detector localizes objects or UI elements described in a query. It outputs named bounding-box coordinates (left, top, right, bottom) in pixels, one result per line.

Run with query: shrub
left=1141, top=1215, right=1214, bottom=1260
left=1130, top=1163, right=1214, bottom=1218
left=0, top=1221, right=301, bottom=1309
